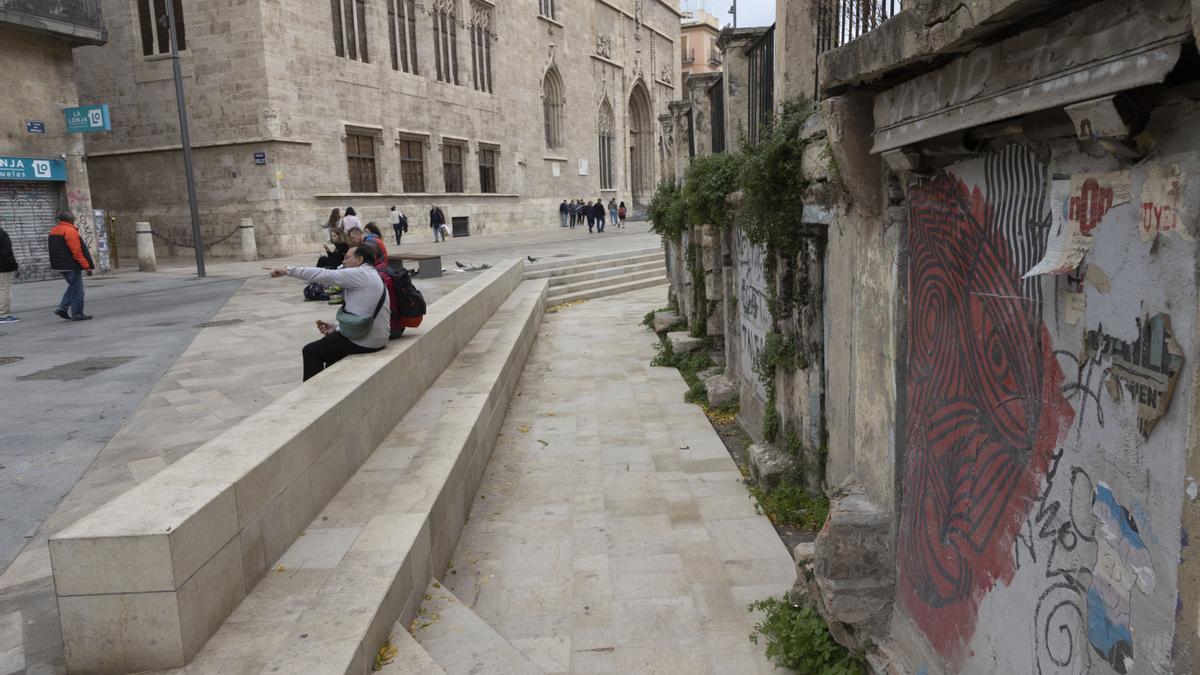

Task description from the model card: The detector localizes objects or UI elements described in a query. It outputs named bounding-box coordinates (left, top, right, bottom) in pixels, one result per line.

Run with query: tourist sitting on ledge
left=265, top=244, right=390, bottom=381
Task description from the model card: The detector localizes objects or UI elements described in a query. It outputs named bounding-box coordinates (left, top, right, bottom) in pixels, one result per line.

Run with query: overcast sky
left=680, top=0, right=777, bottom=29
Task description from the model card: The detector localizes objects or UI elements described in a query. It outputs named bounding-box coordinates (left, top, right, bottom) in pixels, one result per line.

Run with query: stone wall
left=74, top=0, right=681, bottom=260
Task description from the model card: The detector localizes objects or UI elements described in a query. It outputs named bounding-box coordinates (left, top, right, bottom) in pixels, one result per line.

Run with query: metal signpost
left=164, top=1, right=206, bottom=277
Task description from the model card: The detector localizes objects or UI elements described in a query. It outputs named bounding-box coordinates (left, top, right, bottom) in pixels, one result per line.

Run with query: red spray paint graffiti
left=900, top=171, right=1074, bottom=665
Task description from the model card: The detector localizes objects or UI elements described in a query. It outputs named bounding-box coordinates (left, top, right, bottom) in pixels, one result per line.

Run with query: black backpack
left=379, top=265, right=427, bottom=317
left=303, top=282, right=330, bottom=301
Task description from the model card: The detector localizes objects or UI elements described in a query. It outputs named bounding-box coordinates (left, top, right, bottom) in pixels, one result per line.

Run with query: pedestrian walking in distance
left=430, top=205, right=448, bottom=243
left=618, top=201, right=627, bottom=227
left=48, top=210, right=94, bottom=321
left=341, top=206, right=362, bottom=232
left=608, top=198, right=618, bottom=230
left=594, top=199, right=607, bottom=233
left=265, top=244, right=389, bottom=381
left=390, top=206, right=408, bottom=245
left=559, top=199, right=569, bottom=228
left=0, top=223, right=19, bottom=323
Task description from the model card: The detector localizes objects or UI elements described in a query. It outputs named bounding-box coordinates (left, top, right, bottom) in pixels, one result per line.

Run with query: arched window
left=598, top=100, right=615, bottom=190
left=543, top=68, right=564, bottom=149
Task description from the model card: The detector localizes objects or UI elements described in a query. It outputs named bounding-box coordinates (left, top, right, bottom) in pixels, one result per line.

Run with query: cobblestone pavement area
left=0, top=222, right=658, bottom=675
left=436, top=286, right=796, bottom=674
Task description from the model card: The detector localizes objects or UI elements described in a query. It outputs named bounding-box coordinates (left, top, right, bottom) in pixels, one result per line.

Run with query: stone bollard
left=135, top=221, right=157, bottom=272
left=239, top=217, right=257, bottom=262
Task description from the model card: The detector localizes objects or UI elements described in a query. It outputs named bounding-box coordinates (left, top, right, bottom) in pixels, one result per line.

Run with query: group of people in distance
left=560, top=198, right=626, bottom=233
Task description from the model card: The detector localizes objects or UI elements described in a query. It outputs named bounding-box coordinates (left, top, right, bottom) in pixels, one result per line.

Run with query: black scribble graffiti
left=1014, top=448, right=1097, bottom=675
left=1054, top=348, right=1109, bottom=432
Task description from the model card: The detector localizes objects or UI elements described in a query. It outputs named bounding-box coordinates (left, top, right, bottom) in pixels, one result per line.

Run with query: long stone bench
left=176, top=278, right=547, bottom=675
left=48, top=259, right=527, bottom=674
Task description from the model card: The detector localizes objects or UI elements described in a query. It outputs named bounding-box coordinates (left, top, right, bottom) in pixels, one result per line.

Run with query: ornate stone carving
left=660, top=63, right=673, bottom=85
left=470, top=2, right=491, bottom=30
left=596, top=34, right=613, bottom=59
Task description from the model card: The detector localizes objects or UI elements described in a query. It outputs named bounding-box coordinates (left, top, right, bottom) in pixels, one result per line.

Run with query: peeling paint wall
left=893, top=112, right=1200, bottom=673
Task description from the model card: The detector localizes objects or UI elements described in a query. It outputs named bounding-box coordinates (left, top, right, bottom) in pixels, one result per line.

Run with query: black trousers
left=302, top=332, right=381, bottom=381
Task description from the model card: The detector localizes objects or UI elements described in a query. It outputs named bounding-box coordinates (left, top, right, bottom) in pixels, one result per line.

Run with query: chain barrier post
left=136, top=221, right=157, bottom=272
left=239, top=218, right=257, bottom=262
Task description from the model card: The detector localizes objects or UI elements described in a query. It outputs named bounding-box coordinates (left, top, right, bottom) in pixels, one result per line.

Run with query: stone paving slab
left=437, top=286, right=795, bottom=675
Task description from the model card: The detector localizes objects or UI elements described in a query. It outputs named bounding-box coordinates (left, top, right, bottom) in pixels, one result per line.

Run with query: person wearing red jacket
left=47, top=210, right=94, bottom=321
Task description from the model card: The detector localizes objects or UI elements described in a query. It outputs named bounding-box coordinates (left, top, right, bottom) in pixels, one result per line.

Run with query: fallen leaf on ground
left=518, top=425, right=531, bottom=433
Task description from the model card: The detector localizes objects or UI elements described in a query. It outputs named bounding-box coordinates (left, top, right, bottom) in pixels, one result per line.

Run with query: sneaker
left=0, top=316, right=20, bottom=323
left=327, top=297, right=344, bottom=306
left=55, top=309, right=70, bottom=320
left=71, top=314, right=93, bottom=321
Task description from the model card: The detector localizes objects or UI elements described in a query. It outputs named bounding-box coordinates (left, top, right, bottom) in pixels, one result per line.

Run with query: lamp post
left=161, top=3, right=205, bottom=278
left=729, top=1, right=737, bottom=27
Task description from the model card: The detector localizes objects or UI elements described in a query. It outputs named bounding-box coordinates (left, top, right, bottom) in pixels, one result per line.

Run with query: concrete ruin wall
left=889, top=114, right=1200, bottom=675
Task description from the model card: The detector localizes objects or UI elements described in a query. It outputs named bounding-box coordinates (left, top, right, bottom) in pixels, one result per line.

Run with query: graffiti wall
left=736, top=227, right=770, bottom=404
left=897, top=143, right=1196, bottom=674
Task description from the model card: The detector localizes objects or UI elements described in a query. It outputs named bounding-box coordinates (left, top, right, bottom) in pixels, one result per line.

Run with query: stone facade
left=680, top=8, right=721, bottom=79
left=73, top=0, right=681, bottom=260
left=0, top=7, right=107, bottom=282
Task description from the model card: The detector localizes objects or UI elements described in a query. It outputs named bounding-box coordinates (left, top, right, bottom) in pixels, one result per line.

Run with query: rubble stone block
left=667, top=332, right=704, bottom=354
left=747, top=443, right=795, bottom=490
left=813, top=492, right=894, bottom=641
left=704, top=375, right=738, bottom=408
left=652, top=310, right=682, bottom=334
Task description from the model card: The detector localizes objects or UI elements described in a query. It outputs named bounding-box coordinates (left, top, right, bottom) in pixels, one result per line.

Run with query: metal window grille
left=816, top=0, right=903, bottom=54
left=443, top=144, right=464, bottom=193
left=539, top=0, right=555, bottom=20
left=389, top=0, right=418, bottom=73
left=543, top=69, right=564, bottom=148
left=346, top=132, right=377, bottom=193
left=137, top=0, right=185, bottom=56
left=331, top=0, right=367, bottom=61
left=478, top=149, right=497, bottom=193
left=746, top=26, right=774, bottom=145
left=709, top=75, right=726, bottom=154
left=399, top=139, right=425, bottom=192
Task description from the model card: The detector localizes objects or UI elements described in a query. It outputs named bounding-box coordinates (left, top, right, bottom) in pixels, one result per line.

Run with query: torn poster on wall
left=1024, top=173, right=1132, bottom=278
left=1085, top=314, right=1184, bottom=439
left=1140, top=164, right=1187, bottom=241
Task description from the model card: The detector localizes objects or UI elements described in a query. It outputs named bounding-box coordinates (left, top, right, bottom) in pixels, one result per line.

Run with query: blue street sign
left=63, top=104, right=111, bottom=133
left=0, top=156, right=68, bottom=182
left=254, top=152, right=267, bottom=165
left=25, top=120, right=45, bottom=134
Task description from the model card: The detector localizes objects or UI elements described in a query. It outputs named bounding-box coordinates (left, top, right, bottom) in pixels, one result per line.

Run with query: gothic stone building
left=73, top=0, right=681, bottom=258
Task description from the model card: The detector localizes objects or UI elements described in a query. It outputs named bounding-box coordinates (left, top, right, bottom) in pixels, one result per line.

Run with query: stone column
left=716, top=27, right=769, bottom=153
left=686, top=72, right=722, bottom=158
left=239, top=218, right=257, bottom=262
left=135, top=222, right=157, bottom=272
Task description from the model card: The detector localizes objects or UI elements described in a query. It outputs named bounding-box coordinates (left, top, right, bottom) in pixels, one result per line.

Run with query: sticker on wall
left=552, top=162, right=561, bottom=177
left=1140, top=164, right=1187, bottom=241
left=1085, top=313, right=1184, bottom=438
left=1025, top=173, right=1131, bottom=278
left=578, top=159, right=589, bottom=176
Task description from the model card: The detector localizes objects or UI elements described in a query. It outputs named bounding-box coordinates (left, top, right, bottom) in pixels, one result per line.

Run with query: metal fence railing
left=709, top=75, right=726, bottom=154
left=816, top=0, right=902, bottom=53
left=0, top=0, right=104, bottom=32
left=747, top=26, right=775, bottom=144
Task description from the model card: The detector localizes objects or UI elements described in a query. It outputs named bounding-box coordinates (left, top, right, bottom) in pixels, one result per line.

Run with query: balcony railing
left=0, top=0, right=106, bottom=43
left=708, top=48, right=722, bottom=66
left=816, top=0, right=901, bottom=54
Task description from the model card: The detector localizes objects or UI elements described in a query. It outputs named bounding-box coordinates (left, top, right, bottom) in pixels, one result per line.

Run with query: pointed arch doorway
left=627, top=81, right=653, bottom=211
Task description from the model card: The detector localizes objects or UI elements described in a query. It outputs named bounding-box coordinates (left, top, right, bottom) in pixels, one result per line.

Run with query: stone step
left=546, top=266, right=667, bottom=297
left=49, top=260, right=530, bottom=674
left=546, top=274, right=669, bottom=307
left=543, top=259, right=666, bottom=288
left=410, top=580, right=544, bottom=675
left=163, top=278, right=549, bottom=675
left=377, top=629, right=446, bottom=675
left=523, top=249, right=663, bottom=279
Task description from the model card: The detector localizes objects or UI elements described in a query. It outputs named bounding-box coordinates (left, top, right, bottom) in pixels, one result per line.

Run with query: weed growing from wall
left=749, top=594, right=866, bottom=674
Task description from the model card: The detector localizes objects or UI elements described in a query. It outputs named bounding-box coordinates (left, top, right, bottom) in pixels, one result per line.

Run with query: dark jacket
left=559, top=202, right=568, bottom=215
left=48, top=221, right=93, bottom=271
left=594, top=202, right=606, bottom=220
left=0, top=227, right=17, bottom=274
left=430, top=208, right=446, bottom=226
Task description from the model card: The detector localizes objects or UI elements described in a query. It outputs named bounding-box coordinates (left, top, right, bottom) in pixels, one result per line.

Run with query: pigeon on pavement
left=527, top=255, right=539, bottom=263
left=456, top=261, right=467, bottom=269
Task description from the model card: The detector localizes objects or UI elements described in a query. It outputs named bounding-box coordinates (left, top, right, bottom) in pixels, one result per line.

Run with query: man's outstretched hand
left=264, top=266, right=288, bottom=278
